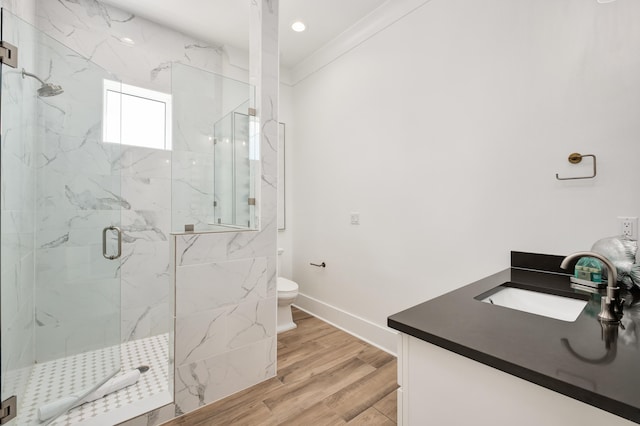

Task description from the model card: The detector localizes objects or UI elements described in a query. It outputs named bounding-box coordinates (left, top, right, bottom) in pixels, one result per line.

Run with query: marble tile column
left=170, top=0, right=280, bottom=417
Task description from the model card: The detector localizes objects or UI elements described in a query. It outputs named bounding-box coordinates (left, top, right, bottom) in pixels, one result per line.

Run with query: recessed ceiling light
left=291, top=21, right=306, bottom=32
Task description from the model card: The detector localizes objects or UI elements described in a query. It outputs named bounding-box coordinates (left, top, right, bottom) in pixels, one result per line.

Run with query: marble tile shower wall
left=30, top=0, right=226, bottom=359
left=172, top=232, right=277, bottom=414
left=32, top=31, right=123, bottom=361
left=0, top=9, right=37, bottom=403
left=35, top=0, right=223, bottom=93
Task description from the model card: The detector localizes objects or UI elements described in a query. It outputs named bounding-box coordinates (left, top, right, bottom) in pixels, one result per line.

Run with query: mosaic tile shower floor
left=17, top=334, right=169, bottom=425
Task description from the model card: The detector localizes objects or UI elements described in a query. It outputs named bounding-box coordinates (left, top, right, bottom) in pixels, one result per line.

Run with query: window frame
left=102, top=79, right=173, bottom=151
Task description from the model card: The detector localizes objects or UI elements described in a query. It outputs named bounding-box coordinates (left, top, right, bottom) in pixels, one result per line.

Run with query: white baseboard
left=294, top=293, right=398, bottom=356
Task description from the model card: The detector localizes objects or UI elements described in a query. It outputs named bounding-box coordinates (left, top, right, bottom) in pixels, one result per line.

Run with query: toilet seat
left=277, top=277, right=298, bottom=292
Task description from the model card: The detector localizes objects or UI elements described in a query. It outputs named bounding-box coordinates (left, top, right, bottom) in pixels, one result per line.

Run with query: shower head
left=21, top=68, right=64, bottom=97
left=37, top=82, right=64, bottom=97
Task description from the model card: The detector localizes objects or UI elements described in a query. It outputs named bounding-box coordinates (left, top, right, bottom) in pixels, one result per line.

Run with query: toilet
left=277, top=249, right=299, bottom=333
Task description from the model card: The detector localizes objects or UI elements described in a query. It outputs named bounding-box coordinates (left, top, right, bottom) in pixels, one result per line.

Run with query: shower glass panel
left=1, top=9, right=122, bottom=425
left=213, top=110, right=253, bottom=228
left=171, top=62, right=255, bottom=232
left=213, top=112, right=234, bottom=225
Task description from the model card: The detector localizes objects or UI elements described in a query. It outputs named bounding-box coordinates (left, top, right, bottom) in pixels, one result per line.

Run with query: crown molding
left=289, top=0, right=432, bottom=86
left=279, top=66, right=294, bottom=87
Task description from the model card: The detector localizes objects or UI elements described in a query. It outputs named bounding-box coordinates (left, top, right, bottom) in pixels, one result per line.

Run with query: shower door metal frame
left=0, top=40, right=18, bottom=68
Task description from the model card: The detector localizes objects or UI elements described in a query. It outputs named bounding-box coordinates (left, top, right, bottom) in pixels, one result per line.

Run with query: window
left=103, top=79, right=172, bottom=150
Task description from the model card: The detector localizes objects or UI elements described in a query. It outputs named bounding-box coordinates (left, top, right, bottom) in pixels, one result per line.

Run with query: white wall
left=277, top=82, right=294, bottom=279
left=290, top=0, right=640, bottom=352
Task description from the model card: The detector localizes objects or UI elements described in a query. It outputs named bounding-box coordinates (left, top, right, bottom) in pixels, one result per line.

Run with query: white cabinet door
left=399, top=334, right=635, bottom=426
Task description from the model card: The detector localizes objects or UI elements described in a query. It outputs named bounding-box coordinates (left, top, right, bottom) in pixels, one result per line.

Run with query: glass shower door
left=1, top=9, right=122, bottom=425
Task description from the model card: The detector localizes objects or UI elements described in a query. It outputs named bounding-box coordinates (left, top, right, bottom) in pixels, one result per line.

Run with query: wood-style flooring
left=163, top=308, right=398, bottom=425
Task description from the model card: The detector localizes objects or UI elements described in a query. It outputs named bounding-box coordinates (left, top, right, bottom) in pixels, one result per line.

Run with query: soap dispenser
left=571, top=257, right=605, bottom=288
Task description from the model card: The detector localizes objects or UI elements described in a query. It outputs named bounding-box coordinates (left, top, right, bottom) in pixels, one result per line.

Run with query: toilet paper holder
left=310, top=262, right=326, bottom=268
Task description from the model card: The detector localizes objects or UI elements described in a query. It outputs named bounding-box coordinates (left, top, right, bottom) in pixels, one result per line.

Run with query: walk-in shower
left=1, top=5, right=257, bottom=425
left=1, top=9, right=172, bottom=425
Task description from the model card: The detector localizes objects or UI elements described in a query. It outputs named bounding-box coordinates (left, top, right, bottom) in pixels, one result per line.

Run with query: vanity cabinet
left=397, top=333, right=635, bottom=425
left=390, top=253, right=640, bottom=424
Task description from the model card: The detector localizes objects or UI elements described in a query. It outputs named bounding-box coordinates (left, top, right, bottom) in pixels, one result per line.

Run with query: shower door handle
left=102, top=226, right=122, bottom=260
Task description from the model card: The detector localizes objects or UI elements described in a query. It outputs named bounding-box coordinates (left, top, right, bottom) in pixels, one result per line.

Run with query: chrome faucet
left=561, top=251, right=623, bottom=323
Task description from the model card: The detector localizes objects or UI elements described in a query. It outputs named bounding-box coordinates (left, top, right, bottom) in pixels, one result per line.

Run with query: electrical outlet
left=350, top=212, right=360, bottom=225
left=618, top=217, right=638, bottom=240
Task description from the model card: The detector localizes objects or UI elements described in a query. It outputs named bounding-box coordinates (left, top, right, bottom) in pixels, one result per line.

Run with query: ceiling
left=101, top=0, right=388, bottom=69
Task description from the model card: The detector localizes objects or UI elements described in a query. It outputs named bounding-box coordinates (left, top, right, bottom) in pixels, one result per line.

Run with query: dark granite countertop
left=388, top=252, right=640, bottom=424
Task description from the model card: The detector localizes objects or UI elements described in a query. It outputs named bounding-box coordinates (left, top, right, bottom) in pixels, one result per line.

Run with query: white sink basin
left=480, top=286, right=587, bottom=322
